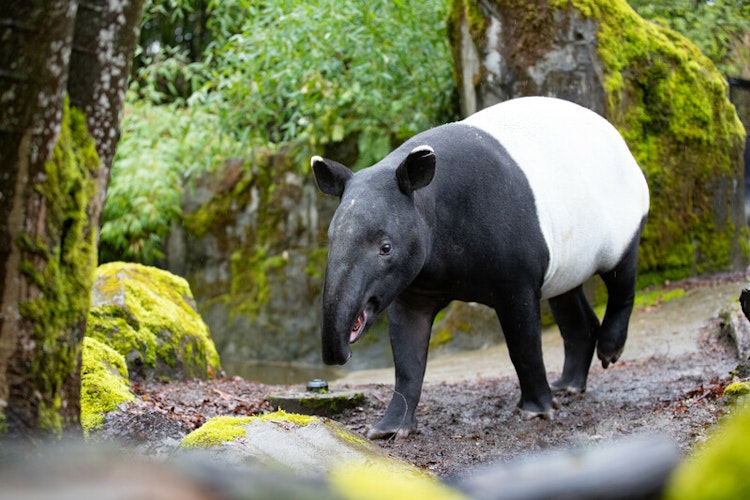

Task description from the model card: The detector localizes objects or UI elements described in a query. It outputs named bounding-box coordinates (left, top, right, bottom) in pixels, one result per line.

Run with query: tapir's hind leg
left=495, top=285, right=557, bottom=419
left=549, top=285, right=599, bottom=393
left=597, top=230, right=642, bottom=368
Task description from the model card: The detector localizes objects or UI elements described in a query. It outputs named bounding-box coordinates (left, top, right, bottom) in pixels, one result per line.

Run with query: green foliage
left=131, top=0, right=212, bottom=103
left=196, top=0, right=456, bottom=166
left=627, top=0, right=750, bottom=77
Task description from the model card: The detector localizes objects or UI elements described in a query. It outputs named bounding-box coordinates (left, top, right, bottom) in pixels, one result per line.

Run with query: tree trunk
left=0, top=0, right=81, bottom=438
left=68, top=0, right=147, bottom=230
left=0, top=0, right=144, bottom=439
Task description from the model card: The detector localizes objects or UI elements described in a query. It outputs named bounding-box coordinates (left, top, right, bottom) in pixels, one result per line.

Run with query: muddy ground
left=99, top=275, right=746, bottom=479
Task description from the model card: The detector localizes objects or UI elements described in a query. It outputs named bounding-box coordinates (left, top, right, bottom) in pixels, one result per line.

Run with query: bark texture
left=68, top=0, right=147, bottom=230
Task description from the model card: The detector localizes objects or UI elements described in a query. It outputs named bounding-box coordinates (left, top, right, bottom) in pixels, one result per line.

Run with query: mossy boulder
left=450, top=0, right=748, bottom=285
left=86, top=262, right=221, bottom=381
left=79, top=336, right=134, bottom=435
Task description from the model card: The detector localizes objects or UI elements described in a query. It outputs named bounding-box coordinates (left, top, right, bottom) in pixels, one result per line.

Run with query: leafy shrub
left=194, top=0, right=457, bottom=167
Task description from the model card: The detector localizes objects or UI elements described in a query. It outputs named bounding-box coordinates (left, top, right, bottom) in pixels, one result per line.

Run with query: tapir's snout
left=320, top=294, right=357, bottom=366
left=319, top=258, right=373, bottom=366
left=322, top=338, right=352, bottom=366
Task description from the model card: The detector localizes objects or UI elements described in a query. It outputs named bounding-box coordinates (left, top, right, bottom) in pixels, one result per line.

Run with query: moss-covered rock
left=86, top=262, right=221, bottom=381
left=450, top=0, right=748, bottom=285
left=665, top=398, right=750, bottom=499
left=718, top=300, right=750, bottom=360
left=79, top=336, right=134, bottom=435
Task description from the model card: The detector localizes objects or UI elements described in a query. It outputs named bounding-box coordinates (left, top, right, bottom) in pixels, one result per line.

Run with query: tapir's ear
left=396, top=145, right=436, bottom=195
left=311, top=156, right=353, bottom=197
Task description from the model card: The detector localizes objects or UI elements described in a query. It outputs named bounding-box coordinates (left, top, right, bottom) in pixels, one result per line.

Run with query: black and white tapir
left=312, top=97, right=650, bottom=439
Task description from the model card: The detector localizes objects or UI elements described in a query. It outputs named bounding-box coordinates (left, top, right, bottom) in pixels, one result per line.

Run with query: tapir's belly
left=464, top=97, right=650, bottom=299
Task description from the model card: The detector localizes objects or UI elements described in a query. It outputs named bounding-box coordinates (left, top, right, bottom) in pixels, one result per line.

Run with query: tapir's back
left=463, top=97, right=649, bottom=299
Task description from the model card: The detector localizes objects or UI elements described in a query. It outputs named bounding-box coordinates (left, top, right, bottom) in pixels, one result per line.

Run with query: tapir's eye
left=379, top=241, right=392, bottom=256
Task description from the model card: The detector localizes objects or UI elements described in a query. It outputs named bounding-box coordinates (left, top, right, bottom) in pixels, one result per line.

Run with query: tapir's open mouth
left=350, top=310, right=367, bottom=344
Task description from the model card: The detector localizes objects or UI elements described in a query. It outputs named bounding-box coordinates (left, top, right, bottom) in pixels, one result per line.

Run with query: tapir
left=311, top=96, right=650, bottom=439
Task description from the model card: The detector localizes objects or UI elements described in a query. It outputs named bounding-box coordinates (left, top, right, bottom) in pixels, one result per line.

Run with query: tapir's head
left=311, top=145, right=436, bottom=365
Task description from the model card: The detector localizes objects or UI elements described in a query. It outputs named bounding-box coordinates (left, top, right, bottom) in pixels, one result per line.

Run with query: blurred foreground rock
left=0, top=432, right=683, bottom=500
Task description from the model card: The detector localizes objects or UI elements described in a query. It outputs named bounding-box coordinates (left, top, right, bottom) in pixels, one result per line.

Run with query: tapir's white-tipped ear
left=311, top=156, right=353, bottom=198
left=396, top=145, right=436, bottom=195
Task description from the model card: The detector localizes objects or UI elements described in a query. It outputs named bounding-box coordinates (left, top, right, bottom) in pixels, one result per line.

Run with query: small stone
left=268, top=388, right=364, bottom=416
left=306, top=379, right=329, bottom=392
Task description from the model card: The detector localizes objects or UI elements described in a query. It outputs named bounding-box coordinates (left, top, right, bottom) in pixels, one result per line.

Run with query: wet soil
left=99, top=274, right=746, bottom=479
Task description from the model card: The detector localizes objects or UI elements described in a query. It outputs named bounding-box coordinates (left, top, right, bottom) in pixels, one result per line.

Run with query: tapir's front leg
left=495, top=286, right=557, bottom=419
left=367, top=297, right=442, bottom=440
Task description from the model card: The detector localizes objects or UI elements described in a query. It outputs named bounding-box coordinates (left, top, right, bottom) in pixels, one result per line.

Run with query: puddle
left=222, top=359, right=345, bottom=385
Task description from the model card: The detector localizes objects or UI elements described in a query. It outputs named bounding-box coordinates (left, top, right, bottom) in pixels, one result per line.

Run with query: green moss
left=13, top=97, right=99, bottom=435
left=723, top=381, right=750, bottom=399
left=429, top=303, right=486, bottom=349
left=555, top=0, right=747, bottom=281
left=80, top=337, right=135, bottom=435
left=181, top=415, right=255, bottom=449
left=430, top=326, right=455, bottom=350
left=255, top=409, right=317, bottom=426
left=181, top=410, right=317, bottom=449
left=665, top=400, right=750, bottom=499
left=86, top=262, right=221, bottom=380
left=449, top=0, right=489, bottom=46
left=334, top=426, right=368, bottom=447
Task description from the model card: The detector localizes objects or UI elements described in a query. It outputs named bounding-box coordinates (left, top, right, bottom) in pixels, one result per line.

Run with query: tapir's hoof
left=597, top=348, right=622, bottom=369
left=550, top=378, right=586, bottom=394
left=597, top=337, right=625, bottom=369
left=518, top=398, right=559, bottom=421
left=366, top=425, right=414, bottom=440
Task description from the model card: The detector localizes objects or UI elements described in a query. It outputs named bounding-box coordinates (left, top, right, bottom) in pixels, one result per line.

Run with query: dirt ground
left=98, top=274, right=746, bottom=479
